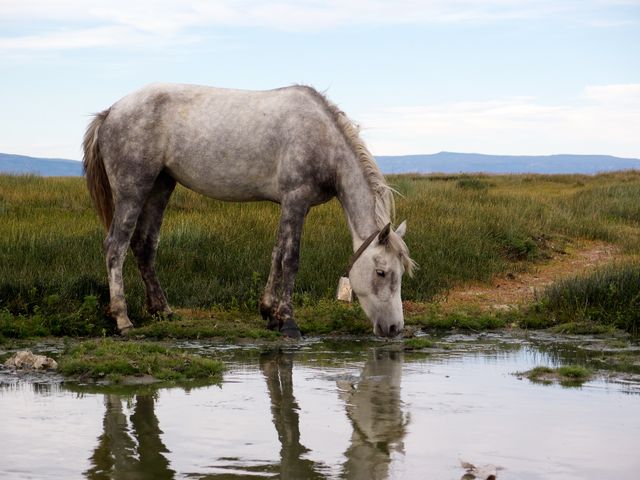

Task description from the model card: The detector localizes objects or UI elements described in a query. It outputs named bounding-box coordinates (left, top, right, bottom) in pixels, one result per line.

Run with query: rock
left=402, top=325, right=418, bottom=338
left=460, top=460, right=500, bottom=479
left=4, top=350, right=58, bottom=370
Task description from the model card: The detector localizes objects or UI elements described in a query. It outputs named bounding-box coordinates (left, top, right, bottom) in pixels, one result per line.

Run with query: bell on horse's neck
left=336, top=276, right=353, bottom=302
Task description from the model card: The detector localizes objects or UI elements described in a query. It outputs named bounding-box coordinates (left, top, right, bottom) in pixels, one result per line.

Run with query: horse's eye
left=376, top=269, right=386, bottom=278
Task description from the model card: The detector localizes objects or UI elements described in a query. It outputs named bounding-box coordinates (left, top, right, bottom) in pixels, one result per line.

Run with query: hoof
left=261, top=304, right=281, bottom=330
left=261, top=307, right=281, bottom=330
left=280, top=322, right=302, bottom=340
left=148, top=305, right=174, bottom=318
left=119, top=325, right=134, bottom=336
left=266, top=317, right=280, bottom=331
left=151, top=311, right=175, bottom=321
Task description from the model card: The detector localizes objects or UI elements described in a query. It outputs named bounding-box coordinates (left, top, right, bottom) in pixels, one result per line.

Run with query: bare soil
left=434, top=241, right=619, bottom=312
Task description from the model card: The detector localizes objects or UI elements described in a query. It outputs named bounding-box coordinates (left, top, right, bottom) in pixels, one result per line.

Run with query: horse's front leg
left=261, top=194, right=308, bottom=339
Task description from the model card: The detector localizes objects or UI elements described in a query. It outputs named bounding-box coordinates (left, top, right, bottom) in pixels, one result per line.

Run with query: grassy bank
left=1, top=171, right=639, bottom=339
left=527, top=262, right=640, bottom=334
left=59, top=338, right=224, bottom=383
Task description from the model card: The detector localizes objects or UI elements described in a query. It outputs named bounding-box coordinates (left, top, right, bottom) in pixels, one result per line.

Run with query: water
left=1, top=335, right=639, bottom=479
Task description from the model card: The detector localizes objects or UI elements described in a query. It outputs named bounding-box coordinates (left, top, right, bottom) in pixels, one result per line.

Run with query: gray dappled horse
left=83, top=83, right=415, bottom=338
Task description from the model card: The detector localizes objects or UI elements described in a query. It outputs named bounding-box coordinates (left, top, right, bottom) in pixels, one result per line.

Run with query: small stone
left=402, top=325, right=418, bottom=338
left=460, top=460, right=500, bottom=479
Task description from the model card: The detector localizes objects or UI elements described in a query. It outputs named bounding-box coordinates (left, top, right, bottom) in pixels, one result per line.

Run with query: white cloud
left=3, top=84, right=638, bottom=160
left=0, top=0, right=636, bottom=50
left=584, top=84, right=640, bottom=105
left=357, top=84, right=640, bottom=157
left=0, top=26, right=151, bottom=50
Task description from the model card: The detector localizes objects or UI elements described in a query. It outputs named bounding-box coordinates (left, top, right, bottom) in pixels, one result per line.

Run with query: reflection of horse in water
left=84, top=348, right=406, bottom=479
left=260, top=351, right=326, bottom=479
left=340, top=348, right=407, bottom=480
left=260, top=347, right=407, bottom=479
left=86, top=394, right=174, bottom=480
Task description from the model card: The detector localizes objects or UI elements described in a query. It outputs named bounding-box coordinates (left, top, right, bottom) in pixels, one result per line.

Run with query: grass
left=525, top=365, right=555, bottom=379
left=130, top=300, right=371, bottom=340
left=58, top=338, right=224, bottom=383
left=406, top=303, right=516, bottom=331
left=0, top=294, right=112, bottom=338
left=1, top=171, right=640, bottom=339
left=529, top=262, right=640, bottom=334
left=518, top=364, right=593, bottom=386
left=403, top=337, right=436, bottom=349
left=557, top=365, right=592, bottom=379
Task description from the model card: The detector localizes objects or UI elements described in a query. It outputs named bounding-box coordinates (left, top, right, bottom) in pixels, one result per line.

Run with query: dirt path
left=434, top=241, right=619, bottom=312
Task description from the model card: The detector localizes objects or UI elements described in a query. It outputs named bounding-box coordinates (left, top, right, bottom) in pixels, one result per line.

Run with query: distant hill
left=376, top=152, right=640, bottom=174
left=0, top=153, right=82, bottom=176
left=2, top=151, right=639, bottom=177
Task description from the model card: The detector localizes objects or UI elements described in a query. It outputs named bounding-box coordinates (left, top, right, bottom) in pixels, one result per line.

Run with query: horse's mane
left=300, top=86, right=416, bottom=276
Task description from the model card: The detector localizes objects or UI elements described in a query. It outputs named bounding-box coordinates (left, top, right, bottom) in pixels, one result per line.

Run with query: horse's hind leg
left=264, top=191, right=310, bottom=339
left=260, top=244, right=284, bottom=330
left=130, top=172, right=176, bottom=317
left=105, top=193, right=149, bottom=333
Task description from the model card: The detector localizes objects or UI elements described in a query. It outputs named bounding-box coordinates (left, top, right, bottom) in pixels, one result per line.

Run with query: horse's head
left=349, top=221, right=415, bottom=337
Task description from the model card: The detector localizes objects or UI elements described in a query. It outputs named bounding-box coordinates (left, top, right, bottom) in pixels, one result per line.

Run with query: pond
left=1, top=333, right=639, bottom=479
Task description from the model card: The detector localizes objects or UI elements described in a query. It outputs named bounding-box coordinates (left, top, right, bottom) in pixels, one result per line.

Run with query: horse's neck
left=336, top=155, right=379, bottom=251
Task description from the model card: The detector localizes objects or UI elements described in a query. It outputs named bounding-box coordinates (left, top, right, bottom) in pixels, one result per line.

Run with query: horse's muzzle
left=374, top=322, right=402, bottom=338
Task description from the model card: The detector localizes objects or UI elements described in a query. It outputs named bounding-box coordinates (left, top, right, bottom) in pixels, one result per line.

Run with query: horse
left=83, top=83, right=415, bottom=338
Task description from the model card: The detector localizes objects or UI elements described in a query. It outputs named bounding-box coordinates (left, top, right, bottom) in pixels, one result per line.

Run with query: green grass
left=1, top=171, right=640, bottom=339
left=548, top=322, right=618, bottom=335
left=519, top=364, right=593, bottom=386
left=133, top=301, right=371, bottom=340
left=556, top=365, right=592, bottom=380
left=526, top=366, right=555, bottom=378
left=410, top=308, right=511, bottom=331
left=58, top=338, right=224, bottom=383
left=133, top=309, right=277, bottom=340
left=403, top=337, right=436, bottom=349
left=530, top=262, right=640, bottom=334
left=0, top=294, right=113, bottom=338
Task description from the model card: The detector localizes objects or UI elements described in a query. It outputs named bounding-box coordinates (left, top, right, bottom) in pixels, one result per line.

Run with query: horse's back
left=99, top=83, right=339, bottom=203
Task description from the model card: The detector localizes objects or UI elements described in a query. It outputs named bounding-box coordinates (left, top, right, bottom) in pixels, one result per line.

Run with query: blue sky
left=1, top=0, right=639, bottom=160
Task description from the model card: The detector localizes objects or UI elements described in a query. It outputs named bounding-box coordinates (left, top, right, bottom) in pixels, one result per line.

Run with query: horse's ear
left=395, top=220, right=407, bottom=238
left=378, top=223, right=392, bottom=245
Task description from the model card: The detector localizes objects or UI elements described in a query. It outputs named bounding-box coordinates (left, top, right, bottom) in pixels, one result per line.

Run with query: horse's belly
left=166, top=157, right=280, bottom=202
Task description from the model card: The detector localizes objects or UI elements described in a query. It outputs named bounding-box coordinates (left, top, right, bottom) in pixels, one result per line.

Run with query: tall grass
left=1, top=171, right=639, bottom=332
left=534, top=262, right=640, bottom=334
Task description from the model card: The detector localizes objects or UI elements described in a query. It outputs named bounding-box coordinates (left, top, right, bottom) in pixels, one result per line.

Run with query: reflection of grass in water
left=590, top=353, right=640, bottom=375
left=59, top=338, right=224, bottom=384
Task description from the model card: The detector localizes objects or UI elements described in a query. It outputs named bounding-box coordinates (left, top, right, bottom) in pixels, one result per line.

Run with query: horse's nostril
left=389, top=324, right=397, bottom=335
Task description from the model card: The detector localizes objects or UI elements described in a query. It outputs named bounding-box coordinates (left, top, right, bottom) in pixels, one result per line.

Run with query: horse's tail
left=83, top=109, right=113, bottom=231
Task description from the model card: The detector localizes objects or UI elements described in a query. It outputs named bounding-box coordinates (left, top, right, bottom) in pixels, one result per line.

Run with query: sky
left=1, top=0, right=639, bottom=160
